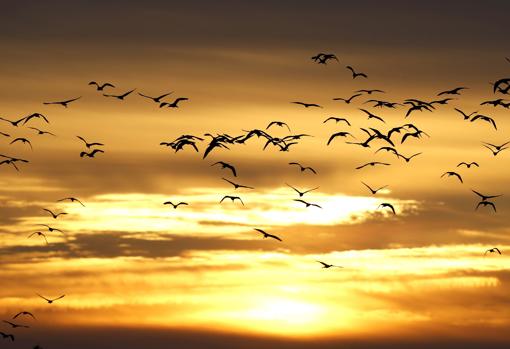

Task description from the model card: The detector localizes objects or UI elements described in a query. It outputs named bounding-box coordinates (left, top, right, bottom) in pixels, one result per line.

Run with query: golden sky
left=1, top=1, right=510, bottom=348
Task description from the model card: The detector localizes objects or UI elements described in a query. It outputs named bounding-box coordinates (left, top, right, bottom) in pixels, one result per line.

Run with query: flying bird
left=138, top=91, right=173, bottom=103
left=476, top=200, right=497, bottom=212
left=0, top=332, right=14, bottom=341
left=346, top=66, right=367, bottom=79
left=317, top=261, right=343, bottom=269
left=289, top=162, right=317, bottom=174
left=2, top=321, right=29, bottom=329
left=327, top=131, right=356, bottom=145
left=10, top=137, right=33, bottom=150
left=0, top=116, right=27, bottom=127
left=441, top=171, right=463, bottom=183
left=163, top=201, right=188, bottom=209
left=266, top=121, right=291, bottom=132
left=57, top=197, right=85, bottom=206
left=37, top=224, right=64, bottom=234
left=378, top=202, right=396, bottom=214
left=470, top=114, right=497, bottom=130
left=291, top=101, right=322, bottom=108
left=398, top=152, right=422, bottom=163
left=359, top=108, right=385, bottom=123
left=220, top=195, right=244, bottom=205
left=332, top=93, right=361, bottom=104
left=457, top=162, right=479, bottom=168
left=356, top=89, right=385, bottom=95
left=22, top=113, right=50, bottom=125
left=222, top=178, right=254, bottom=190
left=12, top=311, right=36, bottom=320
left=103, top=89, right=135, bottom=100
left=254, top=228, right=282, bottom=241
left=323, top=117, right=351, bottom=126
left=28, top=232, right=48, bottom=245
left=437, top=87, right=468, bottom=96
left=211, top=161, right=237, bottom=177
left=88, top=81, right=115, bottom=91
left=484, top=247, right=501, bottom=256
left=355, top=162, right=390, bottom=170
left=160, top=97, right=189, bottom=108
left=471, top=190, right=502, bottom=202
left=454, top=108, right=477, bottom=120
left=28, top=127, right=56, bottom=136
left=76, top=136, right=104, bottom=148
left=42, top=208, right=68, bottom=219
left=286, top=183, right=319, bottom=197
left=361, top=181, right=388, bottom=194
left=43, top=96, right=81, bottom=107
left=37, top=294, right=65, bottom=304
left=293, top=199, right=322, bottom=209
left=80, top=149, right=104, bottom=158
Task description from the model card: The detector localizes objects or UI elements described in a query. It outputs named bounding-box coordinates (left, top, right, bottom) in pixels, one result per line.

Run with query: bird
left=470, top=114, right=497, bottom=130
left=88, top=81, right=115, bottom=91
left=80, top=149, right=104, bottom=158
left=323, top=117, right=351, bottom=126
left=441, top=171, right=463, bottom=183
left=457, top=162, right=479, bottom=168
left=454, top=108, right=477, bottom=120
left=437, top=87, right=468, bottom=96
left=57, top=197, right=85, bottom=206
left=0, top=116, right=27, bottom=127
left=266, top=121, right=291, bottom=132
left=22, top=112, right=50, bottom=125
left=492, top=78, right=510, bottom=93
left=138, top=91, right=173, bottom=103
left=0, top=131, right=9, bottom=137
left=222, top=178, right=254, bottom=190
left=37, top=224, right=64, bottom=234
left=254, top=228, right=282, bottom=241
left=317, top=261, right=343, bottom=269
left=327, top=132, right=356, bottom=145
left=291, top=101, right=322, bottom=108
left=28, top=127, right=56, bottom=136
left=43, top=96, right=81, bottom=107
left=359, top=108, right=385, bottom=123
left=355, top=162, right=390, bottom=170
left=160, top=97, right=189, bottom=108
left=311, top=53, right=338, bottom=64
left=378, top=203, right=396, bottom=214
left=286, top=183, right=319, bottom=197
left=163, top=201, right=188, bottom=209
left=211, top=161, right=237, bottom=176
left=0, top=332, right=14, bottom=341
left=42, top=208, right=68, bottom=219
left=484, top=247, right=501, bottom=256
left=10, top=137, right=33, bottom=150
left=361, top=181, right=388, bottom=194
left=471, top=190, right=502, bottom=202
left=289, top=162, right=317, bottom=174
left=293, top=199, right=322, bottom=208
left=482, top=141, right=510, bottom=151
left=103, top=89, right=135, bottom=100
left=220, top=195, right=244, bottom=205
left=28, top=232, right=48, bottom=245
left=37, top=294, right=65, bottom=304
left=346, top=66, right=367, bottom=79
left=398, top=152, right=422, bottom=163
left=2, top=321, right=29, bottom=329
left=76, top=136, right=104, bottom=149
left=356, top=89, right=385, bottom=95
left=476, top=200, right=497, bottom=212
left=482, top=144, right=508, bottom=156
left=12, top=311, right=36, bottom=320
left=332, top=93, right=361, bottom=104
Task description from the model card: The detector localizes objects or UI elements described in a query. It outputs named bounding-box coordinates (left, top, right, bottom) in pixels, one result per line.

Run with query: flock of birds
left=1, top=53, right=509, bottom=347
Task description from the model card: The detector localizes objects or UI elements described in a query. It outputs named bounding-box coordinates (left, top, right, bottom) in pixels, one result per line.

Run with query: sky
left=1, top=0, right=510, bottom=348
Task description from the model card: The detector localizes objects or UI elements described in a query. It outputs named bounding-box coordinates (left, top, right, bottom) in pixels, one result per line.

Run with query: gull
left=457, top=162, right=479, bottom=168
left=27, top=232, right=48, bottom=244
left=378, top=202, right=396, bottom=214
left=317, top=261, right=343, bottom=269
left=37, top=294, right=65, bottom=304
left=10, top=137, right=33, bottom=150
left=163, top=201, right=188, bottom=209
left=476, top=200, right=497, bottom=212
left=57, top=197, right=85, bottom=206
left=37, top=224, right=64, bottom=234
left=43, top=96, right=81, bottom=107
left=327, top=131, right=356, bottom=145
left=2, top=321, right=29, bottom=329
left=22, top=113, right=49, bottom=125
left=471, top=190, right=502, bottom=202
left=441, top=171, right=463, bottom=183
left=0, top=116, right=27, bottom=127
left=293, top=199, right=322, bottom=208
left=311, top=53, right=338, bottom=64
left=289, top=162, right=317, bottom=174
left=80, top=149, right=104, bottom=158
left=77, top=136, right=104, bottom=148
left=470, top=114, right=497, bottom=130
left=346, top=66, right=367, bottom=79
left=266, top=121, right=291, bottom=132
left=482, top=141, right=510, bottom=151
left=355, top=162, right=390, bottom=170
left=220, top=195, right=244, bottom=205
left=103, top=89, right=135, bottom=100
left=42, top=208, right=68, bottom=219
left=222, top=178, right=254, bottom=190
left=484, top=247, right=501, bottom=256
left=160, top=97, right=189, bottom=108
left=361, top=181, right=388, bottom=194
left=359, top=108, right=385, bottom=123
left=333, top=93, right=361, bottom=104
left=454, top=108, right=477, bottom=120
left=212, top=161, right=237, bottom=176
left=254, top=228, right=282, bottom=241
left=323, top=117, right=351, bottom=126
left=13, top=311, right=36, bottom=320
left=483, top=144, right=507, bottom=156
left=437, top=87, right=468, bottom=96
left=291, top=101, right=322, bottom=108
left=286, top=183, right=319, bottom=197
left=88, top=81, right=115, bottom=90
left=398, top=152, right=422, bottom=163
left=28, top=127, right=56, bottom=136
left=356, top=89, right=385, bottom=95
left=138, top=91, right=173, bottom=103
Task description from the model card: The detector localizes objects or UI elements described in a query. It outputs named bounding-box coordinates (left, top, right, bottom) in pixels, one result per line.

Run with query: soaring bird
left=28, top=127, right=56, bottom=136
left=3, top=321, right=29, bottom=329
left=323, top=117, right=351, bottom=126
left=398, top=152, right=422, bottom=163
left=359, top=108, right=385, bottom=123
left=57, top=197, right=85, bottom=206
left=492, top=77, right=510, bottom=93
left=289, top=162, right=317, bottom=174
left=266, top=121, right=291, bottom=132
left=484, top=247, right=501, bottom=256
left=42, top=208, right=68, bottom=219
left=346, top=66, right=367, bottom=79
left=28, top=232, right=48, bottom=245
left=254, top=228, right=282, bottom=241
left=378, top=202, right=396, bottom=214
left=333, top=93, right=361, bottom=104
left=0, top=116, right=27, bottom=127
left=77, top=136, right=104, bottom=149
left=222, top=178, right=254, bottom=190
left=311, top=53, right=338, bottom=64
left=103, top=89, right=135, bottom=100
left=293, top=199, right=322, bottom=208
left=454, top=108, right=477, bottom=120
left=22, top=113, right=50, bottom=125
left=317, top=261, right=343, bottom=269
left=211, top=161, right=237, bottom=177
left=80, top=149, right=104, bottom=158
left=37, top=294, right=65, bottom=304
left=160, top=97, right=189, bottom=108
left=482, top=141, right=510, bottom=151
left=482, top=144, right=507, bottom=156
left=286, top=183, right=319, bottom=197
left=291, top=101, right=322, bottom=108
left=470, top=114, right=497, bottom=130
left=37, top=224, right=64, bottom=234
left=457, top=162, right=479, bottom=168
left=10, top=137, right=33, bottom=150
left=441, top=171, right=463, bottom=183
left=327, top=131, right=356, bottom=145
left=12, top=311, right=36, bottom=320
left=220, top=195, right=244, bottom=205
left=43, top=96, right=81, bottom=107
left=476, top=201, right=497, bottom=212
left=356, top=89, right=385, bottom=95
left=88, top=81, right=115, bottom=91
left=355, top=162, right=390, bottom=170
left=138, top=91, right=173, bottom=103
left=437, top=87, right=468, bottom=96
left=361, top=181, right=388, bottom=194
left=471, top=190, right=502, bottom=202
left=163, top=201, right=188, bottom=209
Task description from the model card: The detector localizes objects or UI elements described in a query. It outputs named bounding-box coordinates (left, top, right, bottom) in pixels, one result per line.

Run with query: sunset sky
left=1, top=1, right=510, bottom=348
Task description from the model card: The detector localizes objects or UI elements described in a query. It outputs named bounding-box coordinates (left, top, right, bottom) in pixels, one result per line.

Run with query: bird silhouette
left=160, top=97, right=189, bottom=108
left=12, top=311, right=36, bottom=320
left=317, top=261, right=343, bottom=269
left=80, top=149, right=104, bottom=158
left=10, top=137, right=33, bottom=150
left=22, top=113, right=50, bottom=125
left=359, top=108, right=385, bottom=123
left=471, top=190, right=502, bottom=201
left=356, top=162, right=390, bottom=170
left=482, top=141, right=510, bottom=151
left=37, top=224, right=64, bottom=234
left=254, top=228, right=282, bottom=241
left=378, top=202, right=396, bottom=214
left=333, top=93, right=361, bottom=104
left=476, top=200, right=497, bottom=212
left=323, top=116, right=351, bottom=126
left=457, top=162, right=479, bottom=168
left=0, top=116, right=27, bottom=127
left=220, top=195, right=244, bottom=205
left=286, top=183, right=319, bottom=197
left=57, top=197, right=85, bottom=206
left=482, top=144, right=507, bottom=156
left=437, top=87, right=468, bottom=96
left=293, top=199, right=322, bottom=208
left=0, top=131, right=9, bottom=137
left=43, top=96, right=81, bottom=107
left=3, top=321, right=29, bottom=329
left=89, top=81, right=115, bottom=91
left=356, top=89, right=384, bottom=95
left=361, top=181, right=388, bottom=194
left=42, top=208, right=68, bottom=219
left=222, top=178, right=254, bottom=190
left=28, top=127, right=56, bottom=136
left=163, top=201, right=188, bottom=209
left=492, top=78, right=510, bottom=93
left=266, top=121, right=291, bottom=132
left=103, top=89, right=135, bottom=100
left=291, top=101, right=322, bottom=108
left=454, top=108, right=477, bottom=120
left=484, top=247, right=501, bottom=256
left=289, top=162, right=317, bottom=174
left=311, top=53, right=338, bottom=64
left=77, top=136, right=104, bottom=148
left=327, top=132, right=356, bottom=145
left=346, top=66, right=367, bottom=79
left=441, top=171, right=463, bottom=183
left=470, top=114, right=497, bottom=130
left=398, top=152, right=422, bottom=163
left=212, top=161, right=237, bottom=176
left=138, top=91, right=173, bottom=103
left=27, top=232, right=48, bottom=244
left=0, top=332, right=14, bottom=341
left=37, top=294, right=65, bottom=304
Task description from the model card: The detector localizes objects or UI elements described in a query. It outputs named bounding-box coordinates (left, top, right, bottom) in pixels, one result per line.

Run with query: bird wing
left=306, top=167, right=317, bottom=174
left=268, top=234, right=282, bottom=241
